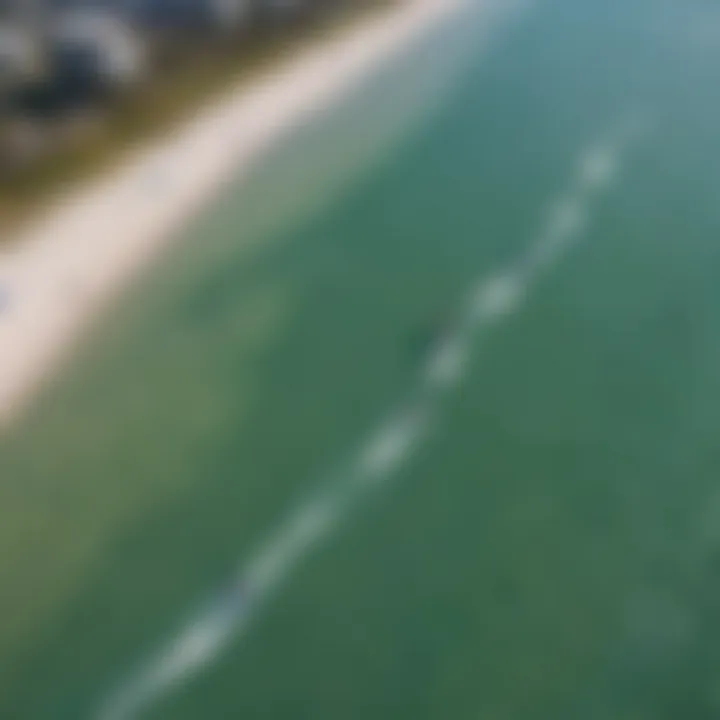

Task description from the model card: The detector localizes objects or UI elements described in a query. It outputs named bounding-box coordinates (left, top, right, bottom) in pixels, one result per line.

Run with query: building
left=122, top=0, right=253, bottom=35
left=46, top=7, right=147, bottom=100
left=0, top=21, right=45, bottom=94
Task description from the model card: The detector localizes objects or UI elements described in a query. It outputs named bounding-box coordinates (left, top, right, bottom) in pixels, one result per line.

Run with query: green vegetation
left=0, top=0, right=394, bottom=233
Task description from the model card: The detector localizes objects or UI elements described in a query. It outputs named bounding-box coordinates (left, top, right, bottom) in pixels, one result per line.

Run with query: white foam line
left=104, top=398, right=434, bottom=720
left=422, top=333, right=468, bottom=390
left=97, top=121, right=642, bottom=720
left=470, top=270, right=528, bottom=323
left=524, top=117, right=650, bottom=277
left=98, top=410, right=432, bottom=720
left=357, top=402, right=432, bottom=483
left=580, top=144, right=620, bottom=193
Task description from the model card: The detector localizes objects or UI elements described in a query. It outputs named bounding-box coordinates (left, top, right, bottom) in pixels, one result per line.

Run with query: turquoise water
left=3, top=0, right=720, bottom=717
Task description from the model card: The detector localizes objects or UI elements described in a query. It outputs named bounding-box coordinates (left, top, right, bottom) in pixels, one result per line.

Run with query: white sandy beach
left=0, top=0, right=462, bottom=430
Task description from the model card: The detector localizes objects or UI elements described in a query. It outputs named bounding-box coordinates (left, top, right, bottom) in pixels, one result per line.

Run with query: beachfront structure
left=251, top=0, right=307, bottom=23
left=0, top=0, right=376, bottom=174
left=48, top=8, right=147, bottom=91
left=122, top=0, right=253, bottom=34
left=0, top=21, right=44, bottom=91
left=204, top=0, right=252, bottom=30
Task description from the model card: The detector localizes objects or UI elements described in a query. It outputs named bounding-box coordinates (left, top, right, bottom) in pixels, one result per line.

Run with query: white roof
left=0, top=23, right=38, bottom=72
left=52, top=9, right=135, bottom=44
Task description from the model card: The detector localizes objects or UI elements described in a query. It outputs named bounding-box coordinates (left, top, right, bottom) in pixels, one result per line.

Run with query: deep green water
left=3, top=0, right=720, bottom=718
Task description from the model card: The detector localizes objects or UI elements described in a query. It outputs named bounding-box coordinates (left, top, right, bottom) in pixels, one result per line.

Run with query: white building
left=49, top=9, right=147, bottom=88
left=0, top=22, right=44, bottom=90
left=122, top=0, right=253, bottom=34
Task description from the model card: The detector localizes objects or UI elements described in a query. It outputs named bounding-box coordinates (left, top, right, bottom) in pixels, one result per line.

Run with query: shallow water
left=3, top=0, right=720, bottom=717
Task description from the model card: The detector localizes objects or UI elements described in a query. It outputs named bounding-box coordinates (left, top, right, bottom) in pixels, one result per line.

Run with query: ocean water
left=3, top=0, right=720, bottom=718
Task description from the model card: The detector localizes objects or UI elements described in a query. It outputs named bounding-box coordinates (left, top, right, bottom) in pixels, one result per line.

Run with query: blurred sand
left=0, top=0, right=462, bottom=430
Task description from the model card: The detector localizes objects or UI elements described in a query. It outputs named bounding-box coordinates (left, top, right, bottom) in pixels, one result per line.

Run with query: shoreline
left=0, top=0, right=461, bottom=431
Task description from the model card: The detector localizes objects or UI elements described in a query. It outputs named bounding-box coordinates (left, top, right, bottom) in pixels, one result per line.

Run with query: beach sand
left=0, top=0, right=461, bottom=431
